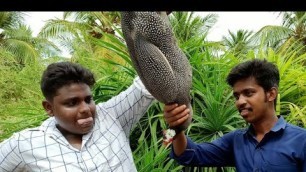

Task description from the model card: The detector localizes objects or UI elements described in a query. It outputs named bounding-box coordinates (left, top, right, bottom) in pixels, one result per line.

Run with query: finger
left=164, top=104, right=188, bottom=118
left=169, top=113, right=190, bottom=127
left=164, top=103, right=178, bottom=112
left=167, top=108, right=190, bottom=123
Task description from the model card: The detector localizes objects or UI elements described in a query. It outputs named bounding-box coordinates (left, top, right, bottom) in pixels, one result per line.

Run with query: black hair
left=226, top=59, right=280, bottom=107
left=226, top=59, right=279, bottom=91
left=40, top=61, right=96, bottom=101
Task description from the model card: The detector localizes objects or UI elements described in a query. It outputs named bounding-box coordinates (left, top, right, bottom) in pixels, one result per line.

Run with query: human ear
left=267, top=87, right=277, bottom=102
left=42, top=100, right=53, bottom=117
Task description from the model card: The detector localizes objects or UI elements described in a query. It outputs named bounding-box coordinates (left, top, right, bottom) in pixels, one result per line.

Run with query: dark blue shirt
left=170, top=116, right=306, bottom=172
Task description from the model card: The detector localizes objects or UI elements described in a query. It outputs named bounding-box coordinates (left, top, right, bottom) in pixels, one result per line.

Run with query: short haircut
left=226, top=59, right=280, bottom=92
left=40, top=61, right=95, bottom=101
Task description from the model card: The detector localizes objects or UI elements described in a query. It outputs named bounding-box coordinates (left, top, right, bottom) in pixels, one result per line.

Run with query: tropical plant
left=169, top=12, right=217, bottom=44
left=0, top=12, right=62, bottom=141
left=0, top=61, right=47, bottom=141
left=1, top=11, right=306, bottom=172
left=256, top=44, right=306, bottom=128
left=168, top=12, right=223, bottom=58
left=0, top=12, right=61, bottom=68
left=254, top=12, right=306, bottom=54
left=132, top=103, right=184, bottom=172
left=222, top=29, right=255, bottom=58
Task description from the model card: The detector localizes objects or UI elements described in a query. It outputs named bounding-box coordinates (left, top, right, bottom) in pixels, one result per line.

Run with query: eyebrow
left=233, top=88, right=255, bottom=95
left=62, top=94, right=93, bottom=101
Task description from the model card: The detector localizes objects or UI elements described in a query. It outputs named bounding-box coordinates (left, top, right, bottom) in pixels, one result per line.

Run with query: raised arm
left=97, top=77, right=155, bottom=136
left=163, top=103, right=190, bottom=156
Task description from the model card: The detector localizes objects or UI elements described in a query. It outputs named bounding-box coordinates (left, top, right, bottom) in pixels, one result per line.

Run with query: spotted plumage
left=121, top=12, right=192, bottom=131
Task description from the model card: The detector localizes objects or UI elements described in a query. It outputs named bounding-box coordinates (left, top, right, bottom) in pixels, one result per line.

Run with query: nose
left=79, top=101, right=90, bottom=114
left=236, top=95, right=247, bottom=108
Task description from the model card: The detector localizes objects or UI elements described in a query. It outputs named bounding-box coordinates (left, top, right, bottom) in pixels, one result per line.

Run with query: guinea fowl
left=120, top=11, right=193, bottom=132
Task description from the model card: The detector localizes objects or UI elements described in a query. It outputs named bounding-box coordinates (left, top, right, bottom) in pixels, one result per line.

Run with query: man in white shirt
left=0, top=61, right=155, bottom=171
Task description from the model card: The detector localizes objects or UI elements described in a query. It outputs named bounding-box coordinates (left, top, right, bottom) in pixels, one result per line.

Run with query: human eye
left=85, top=96, right=93, bottom=104
left=65, top=99, right=77, bottom=107
left=244, top=90, right=254, bottom=97
left=233, top=93, right=239, bottom=100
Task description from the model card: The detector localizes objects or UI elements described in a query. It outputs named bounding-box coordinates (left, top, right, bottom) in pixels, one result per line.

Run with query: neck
left=253, top=115, right=278, bottom=134
left=252, top=114, right=278, bottom=136
left=56, top=125, right=83, bottom=150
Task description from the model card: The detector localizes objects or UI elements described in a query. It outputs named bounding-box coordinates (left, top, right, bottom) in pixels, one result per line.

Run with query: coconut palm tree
left=222, top=29, right=255, bottom=58
left=253, top=12, right=306, bottom=54
left=38, top=12, right=121, bottom=53
left=168, top=11, right=225, bottom=59
left=169, top=12, right=218, bottom=43
left=0, top=12, right=61, bottom=68
left=0, top=12, right=38, bottom=68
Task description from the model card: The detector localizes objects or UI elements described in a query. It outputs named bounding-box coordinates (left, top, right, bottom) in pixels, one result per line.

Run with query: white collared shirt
left=0, top=77, right=155, bottom=172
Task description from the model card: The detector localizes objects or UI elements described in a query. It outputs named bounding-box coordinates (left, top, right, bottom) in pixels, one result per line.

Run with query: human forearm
left=163, top=103, right=190, bottom=156
left=98, top=76, right=155, bottom=135
left=172, top=131, right=187, bottom=156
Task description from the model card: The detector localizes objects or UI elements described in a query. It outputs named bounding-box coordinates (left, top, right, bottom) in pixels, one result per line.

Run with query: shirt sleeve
left=303, top=141, right=306, bottom=172
left=170, top=133, right=236, bottom=167
left=97, top=76, right=155, bottom=136
left=0, top=133, right=24, bottom=172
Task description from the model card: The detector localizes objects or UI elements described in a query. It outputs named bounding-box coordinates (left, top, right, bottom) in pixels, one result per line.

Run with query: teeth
left=240, top=109, right=248, bottom=115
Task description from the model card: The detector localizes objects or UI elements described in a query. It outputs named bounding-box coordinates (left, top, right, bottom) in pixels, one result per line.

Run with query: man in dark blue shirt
left=163, top=59, right=306, bottom=171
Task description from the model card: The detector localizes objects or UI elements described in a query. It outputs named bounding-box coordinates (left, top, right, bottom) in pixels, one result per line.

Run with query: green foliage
left=283, top=102, right=306, bottom=127
left=88, top=33, right=136, bottom=103
left=254, top=12, right=306, bottom=53
left=188, top=52, right=246, bottom=142
left=132, top=104, right=183, bottom=172
left=222, top=29, right=255, bottom=57
left=1, top=11, right=306, bottom=172
left=0, top=62, right=46, bottom=141
left=169, top=12, right=217, bottom=45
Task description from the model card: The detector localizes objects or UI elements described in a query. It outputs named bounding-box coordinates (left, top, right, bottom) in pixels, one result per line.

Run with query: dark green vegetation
left=1, top=12, right=305, bottom=171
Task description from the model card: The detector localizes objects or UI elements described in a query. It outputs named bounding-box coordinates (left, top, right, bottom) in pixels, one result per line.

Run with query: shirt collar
left=39, top=117, right=95, bottom=144
left=271, top=115, right=286, bottom=132
left=243, top=115, right=286, bottom=135
left=40, top=117, right=58, bottom=135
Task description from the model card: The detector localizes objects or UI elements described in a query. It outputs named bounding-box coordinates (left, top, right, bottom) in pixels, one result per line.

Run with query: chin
left=81, top=127, right=93, bottom=134
left=242, top=116, right=252, bottom=123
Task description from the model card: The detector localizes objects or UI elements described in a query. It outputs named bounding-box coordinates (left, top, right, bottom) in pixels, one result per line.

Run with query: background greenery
left=0, top=12, right=305, bottom=171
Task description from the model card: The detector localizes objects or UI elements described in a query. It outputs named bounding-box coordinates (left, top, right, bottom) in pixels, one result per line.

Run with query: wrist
left=163, top=128, right=176, bottom=146
left=162, top=128, right=185, bottom=146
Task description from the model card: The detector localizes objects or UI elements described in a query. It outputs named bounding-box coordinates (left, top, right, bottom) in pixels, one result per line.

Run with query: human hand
left=163, top=103, right=190, bottom=128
